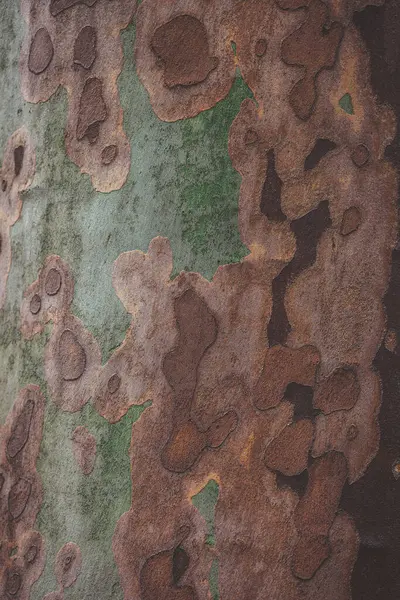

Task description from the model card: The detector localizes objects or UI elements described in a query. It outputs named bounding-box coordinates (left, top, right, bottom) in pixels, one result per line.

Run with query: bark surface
left=0, top=1, right=399, bottom=599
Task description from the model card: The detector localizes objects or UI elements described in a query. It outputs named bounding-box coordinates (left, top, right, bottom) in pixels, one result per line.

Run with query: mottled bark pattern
left=7, top=0, right=400, bottom=599
left=20, top=0, right=136, bottom=191
left=0, top=129, right=35, bottom=310
left=0, top=386, right=45, bottom=600
left=43, top=542, right=82, bottom=600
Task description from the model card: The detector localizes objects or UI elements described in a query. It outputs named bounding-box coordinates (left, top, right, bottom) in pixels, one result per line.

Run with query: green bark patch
left=33, top=401, right=150, bottom=600
left=191, top=478, right=219, bottom=547
left=339, top=93, right=355, bottom=115
left=192, top=480, right=220, bottom=600
left=209, top=559, right=220, bottom=600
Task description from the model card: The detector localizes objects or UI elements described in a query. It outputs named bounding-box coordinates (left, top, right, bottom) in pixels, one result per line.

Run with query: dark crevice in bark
left=284, top=383, right=319, bottom=422
left=276, top=469, right=309, bottom=497
left=267, top=200, right=331, bottom=346
left=14, top=146, right=24, bottom=176
left=260, top=149, right=286, bottom=222
left=172, top=546, right=189, bottom=585
left=340, top=4, right=400, bottom=599
left=304, top=139, right=337, bottom=171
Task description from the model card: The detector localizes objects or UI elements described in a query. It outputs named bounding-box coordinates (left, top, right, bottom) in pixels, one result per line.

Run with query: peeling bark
left=0, top=0, right=398, bottom=599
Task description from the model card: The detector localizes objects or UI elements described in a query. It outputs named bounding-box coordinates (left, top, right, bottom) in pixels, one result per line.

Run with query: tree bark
left=0, top=1, right=399, bottom=599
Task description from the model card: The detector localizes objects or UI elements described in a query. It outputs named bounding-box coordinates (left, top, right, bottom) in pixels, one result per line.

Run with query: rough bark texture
left=0, top=1, right=399, bottom=599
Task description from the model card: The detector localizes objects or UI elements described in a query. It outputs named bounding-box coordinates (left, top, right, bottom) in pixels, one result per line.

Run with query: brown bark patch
left=162, top=288, right=218, bottom=407
left=45, top=313, right=101, bottom=412
left=76, top=78, right=107, bottom=143
left=135, top=0, right=235, bottom=121
left=55, top=542, right=82, bottom=589
left=140, top=545, right=197, bottom=600
left=21, top=255, right=74, bottom=340
left=28, top=28, right=54, bottom=75
left=73, top=26, right=97, bottom=70
left=293, top=451, right=347, bottom=579
left=0, top=128, right=35, bottom=310
left=59, top=330, right=87, bottom=382
left=0, top=386, right=45, bottom=600
left=8, top=478, right=32, bottom=520
left=265, top=419, right=314, bottom=476
left=340, top=207, right=362, bottom=236
left=314, top=367, right=360, bottom=414
left=45, top=268, right=63, bottom=297
left=6, top=398, right=34, bottom=460
left=281, top=0, right=343, bottom=120
left=151, top=15, right=218, bottom=88
left=253, top=344, right=320, bottom=410
left=101, top=144, right=118, bottom=166
left=351, top=143, right=370, bottom=167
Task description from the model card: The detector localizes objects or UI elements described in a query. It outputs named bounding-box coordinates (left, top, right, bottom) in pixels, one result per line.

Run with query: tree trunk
left=0, top=1, right=399, bottom=599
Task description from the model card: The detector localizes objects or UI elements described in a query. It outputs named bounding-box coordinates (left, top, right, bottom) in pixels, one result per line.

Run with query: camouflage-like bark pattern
left=0, top=129, right=35, bottom=309
left=0, top=0, right=399, bottom=599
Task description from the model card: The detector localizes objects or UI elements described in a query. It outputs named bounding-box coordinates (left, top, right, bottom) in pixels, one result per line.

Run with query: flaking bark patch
left=20, top=0, right=136, bottom=191
left=13, top=0, right=399, bottom=598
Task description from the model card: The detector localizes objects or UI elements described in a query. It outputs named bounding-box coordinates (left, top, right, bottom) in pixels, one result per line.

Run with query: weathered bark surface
left=0, top=1, right=399, bottom=599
